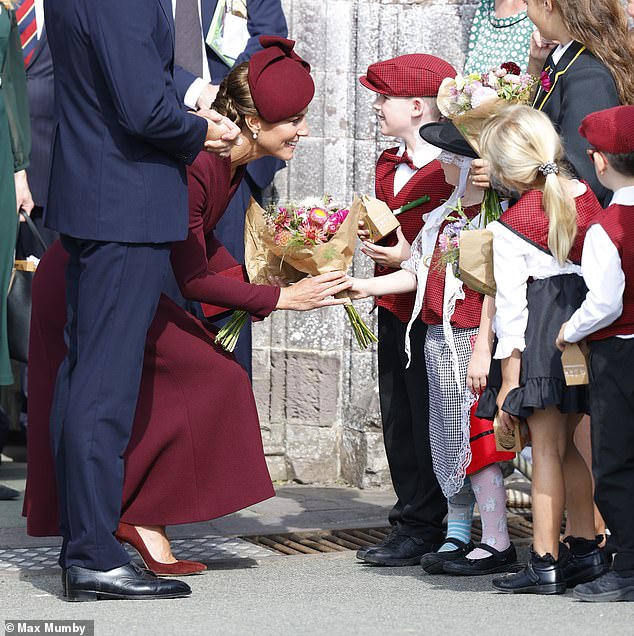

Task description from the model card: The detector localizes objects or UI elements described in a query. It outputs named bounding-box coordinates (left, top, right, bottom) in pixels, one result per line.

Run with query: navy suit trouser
left=51, top=236, right=171, bottom=570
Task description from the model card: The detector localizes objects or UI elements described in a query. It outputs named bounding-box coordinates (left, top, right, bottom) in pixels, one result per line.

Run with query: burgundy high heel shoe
left=115, top=522, right=207, bottom=576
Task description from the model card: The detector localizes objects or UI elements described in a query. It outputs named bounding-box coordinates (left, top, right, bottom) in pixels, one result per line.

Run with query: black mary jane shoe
left=492, top=547, right=565, bottom=595
left=420, top=538, right=474, bottom=575
left=559, top=535, right=609, bottom=588
left=443, top=542, right=518, bottom=576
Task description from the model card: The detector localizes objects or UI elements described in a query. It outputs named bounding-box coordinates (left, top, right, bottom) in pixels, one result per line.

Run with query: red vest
left=422, top=203, right=484, bottom=328
left=497, top=185, right=603, bottom=265
left=589, top=204, right=634, bottom=340
left=374, top=149, right=453, bottom=323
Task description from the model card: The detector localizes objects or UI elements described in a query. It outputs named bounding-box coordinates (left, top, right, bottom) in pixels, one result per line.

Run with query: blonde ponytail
left=480, top=105, right=578, bottom=264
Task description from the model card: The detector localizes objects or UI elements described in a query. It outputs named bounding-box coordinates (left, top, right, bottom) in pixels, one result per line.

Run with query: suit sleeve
left=173, top=64, right=198, bottom=102
left=3, top=11, right=31, bottom=171
left=89, top=0, right=207, bottom=162
left=559, top=65, right=619, bottom=203
left=170, top=157, right=280, bottom=317
left=232, top=0, right=288, bottom=67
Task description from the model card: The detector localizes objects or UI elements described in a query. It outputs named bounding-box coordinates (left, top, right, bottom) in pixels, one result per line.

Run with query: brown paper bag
left=494, top=414, right=529, bottom=453
left=562, top=343, right=590, bottom=386
left=358, top=194, right=400, bottom=243
left=458, top=229, right=496, bottom=297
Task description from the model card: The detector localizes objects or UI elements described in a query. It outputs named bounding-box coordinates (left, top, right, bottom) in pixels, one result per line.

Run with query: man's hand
left=196, top=84, right=219, bottom=110
left=360, top=227, right=410, bottom=268
left=555, top=321, right=570, bottom=352
left=471, top=158, right=491, bottom=190
left=14, top=170, right=34, bottom=218
left=195, top=108, right=242, bottom=157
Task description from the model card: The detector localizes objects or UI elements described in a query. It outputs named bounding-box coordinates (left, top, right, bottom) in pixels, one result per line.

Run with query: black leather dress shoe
left=356, top=527, right=399, bottom=560
left=574, top=570, right=634, bottom=602
left=64, top=562, right=191, bottom=601
left=443, top=542, right=518, bottom=576
left=420, top=538, right=474, bottom=574
left=560, top=536, right=609, bottom=588
left=492, top=547, right=565, bottom=595
left=362, top=534, right=436, bottom=566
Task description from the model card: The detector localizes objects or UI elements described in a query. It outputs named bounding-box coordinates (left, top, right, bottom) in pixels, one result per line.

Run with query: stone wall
left=253, top=0, right=478, bottom=487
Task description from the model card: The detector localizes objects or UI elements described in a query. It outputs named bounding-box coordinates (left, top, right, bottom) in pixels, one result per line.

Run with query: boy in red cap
left=356, top=54, right=456, bottom=566
left=556, top=105, right=634, bottom=602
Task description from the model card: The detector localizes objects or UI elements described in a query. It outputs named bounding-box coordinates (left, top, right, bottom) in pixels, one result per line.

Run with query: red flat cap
left=248, top=36, right=315, bottom=122
left=579, top=105, right=634, bottom=154
left=359, top=54, right=456, bottom=97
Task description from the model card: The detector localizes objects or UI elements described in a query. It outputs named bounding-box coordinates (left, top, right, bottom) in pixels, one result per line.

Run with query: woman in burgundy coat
left=23, top=37, right=350, bottom=575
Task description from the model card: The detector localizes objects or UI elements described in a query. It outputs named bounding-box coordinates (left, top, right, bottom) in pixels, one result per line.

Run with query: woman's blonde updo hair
left=212, top=62, right=259, bottom=131
left=480, top=105, right=577, bottom=265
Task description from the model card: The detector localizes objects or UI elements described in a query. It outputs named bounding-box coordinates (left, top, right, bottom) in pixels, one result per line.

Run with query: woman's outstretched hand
left=275, top=271, right=352, bottom=311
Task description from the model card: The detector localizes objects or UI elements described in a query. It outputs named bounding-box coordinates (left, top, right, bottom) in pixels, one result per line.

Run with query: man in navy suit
left=44, top=0, right=239, bottom=601
left=172, top=0, right=288, bottom=374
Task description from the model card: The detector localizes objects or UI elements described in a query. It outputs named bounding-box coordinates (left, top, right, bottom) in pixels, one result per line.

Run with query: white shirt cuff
left=183, top=78, right=208, bottom=110
left=494, top=336, right=525, bottom=360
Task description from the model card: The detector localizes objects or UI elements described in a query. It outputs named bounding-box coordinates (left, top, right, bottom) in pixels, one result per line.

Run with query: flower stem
left=215, top=310, right=249, bottom=352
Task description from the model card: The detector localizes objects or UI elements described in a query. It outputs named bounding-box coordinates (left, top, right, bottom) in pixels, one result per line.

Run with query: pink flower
left=540, top=71, right=553, bottom=93
left=438, top=233, right=450, bottom=253
left=274, top=230, right=293, bottom=246
left=471, top=86, right=498, bottom=108
left=309, top=207, right=329, bottom=226
left=299, top=223, right=327, bottom=244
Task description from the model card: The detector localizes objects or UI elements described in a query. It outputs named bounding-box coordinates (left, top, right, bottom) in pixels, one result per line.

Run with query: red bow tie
left=384, top=151, right=417, bottom=171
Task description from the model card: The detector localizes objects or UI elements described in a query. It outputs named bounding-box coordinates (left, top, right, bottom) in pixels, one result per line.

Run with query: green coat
left=0, top=7, right=31, bottom=384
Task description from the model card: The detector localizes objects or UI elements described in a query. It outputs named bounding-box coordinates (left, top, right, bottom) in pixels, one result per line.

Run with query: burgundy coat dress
left=23, top=152, right=280, bottom=535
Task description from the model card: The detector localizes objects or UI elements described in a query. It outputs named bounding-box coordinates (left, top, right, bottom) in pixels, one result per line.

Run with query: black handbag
left=7, top=212, right=48, bottom=364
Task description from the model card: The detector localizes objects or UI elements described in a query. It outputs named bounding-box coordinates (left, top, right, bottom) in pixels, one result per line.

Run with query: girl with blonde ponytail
left=476, top=105, right=607, bottom=594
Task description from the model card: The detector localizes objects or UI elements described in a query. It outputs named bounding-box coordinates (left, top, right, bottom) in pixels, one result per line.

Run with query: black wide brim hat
left=419, top=120, right=478, bottom=159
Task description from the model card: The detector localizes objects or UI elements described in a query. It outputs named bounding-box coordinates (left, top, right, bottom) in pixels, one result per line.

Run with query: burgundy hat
left=579, top=105, right=634, bottom=154
left=248, top=36, right=315, bottom=122
left=359, top=54, right=457, bottom=97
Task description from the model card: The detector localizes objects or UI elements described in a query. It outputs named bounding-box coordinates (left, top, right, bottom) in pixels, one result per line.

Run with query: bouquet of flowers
left=216, top=195, right=378, bottom=351
left=436, top=199, right=496, bottom=297
left=437, top=62, right=537, bottom=225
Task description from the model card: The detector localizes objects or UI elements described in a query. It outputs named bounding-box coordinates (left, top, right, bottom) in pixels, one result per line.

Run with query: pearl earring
left=252, top=131, right=259, bottom=140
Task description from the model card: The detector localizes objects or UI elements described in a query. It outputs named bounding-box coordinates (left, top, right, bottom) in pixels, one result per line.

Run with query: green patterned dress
left=0, top=7, right=31, bottom=385
left=464, top=0, right=534, bottom=74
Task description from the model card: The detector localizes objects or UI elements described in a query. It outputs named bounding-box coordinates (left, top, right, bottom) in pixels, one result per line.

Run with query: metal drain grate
left=243, top=516, right=535, bottom=556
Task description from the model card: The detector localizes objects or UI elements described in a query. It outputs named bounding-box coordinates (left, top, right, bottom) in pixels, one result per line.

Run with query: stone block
left=260, top=418, right=287, bottom=456
left=265, top=454, right=289, bottom=482
left=286, top=424, right=339, bottom=483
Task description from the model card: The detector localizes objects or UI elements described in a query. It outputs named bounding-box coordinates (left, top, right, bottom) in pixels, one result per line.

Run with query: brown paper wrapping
left=561, top=342, right=590, bottom=386
left=458, top=229, right=496, bottom=297
left=243, top=196, right=362, bottom=284
left=358, top=194, right=400, bottom=243
left=494, top=415, right=530, bottom=453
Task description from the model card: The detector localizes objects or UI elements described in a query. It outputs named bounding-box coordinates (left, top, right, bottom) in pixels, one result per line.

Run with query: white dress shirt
left=564, top=185, right=634, bottom=342
left=171, top=0, right=211, bottom=109
left=489, top=219, right=582, bottom=360
left=393, top=140, right=441, bottom=195
left=35, top=0, right=44, bottom=39
left=551, top=40, right=574, bottom=66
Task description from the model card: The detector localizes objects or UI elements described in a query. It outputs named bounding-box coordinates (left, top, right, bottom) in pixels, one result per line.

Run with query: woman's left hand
left=496, top=382, right=520, bottom=434
left=14, top=170, right=34, bottom=218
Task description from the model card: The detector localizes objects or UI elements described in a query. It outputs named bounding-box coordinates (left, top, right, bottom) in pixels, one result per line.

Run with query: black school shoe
left=420, top=538, right=474, bottom=574
left=559, top=535, right=609, bottom=587
left=443, top=542, right=518, bottom=576
left=356, top=527, right=399, bottom=560
left=362, top=534, right=437, bottom=566
left=492, top=547, right=565, bottom=595
left=574, top=570, right=634, bottom=602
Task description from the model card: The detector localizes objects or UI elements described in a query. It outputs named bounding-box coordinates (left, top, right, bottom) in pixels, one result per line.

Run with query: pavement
left=1, top=458, right=633, bottom=636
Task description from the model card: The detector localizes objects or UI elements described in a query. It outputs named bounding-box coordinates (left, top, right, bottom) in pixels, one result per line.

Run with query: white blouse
left=489, top=220, right=582, bottom=360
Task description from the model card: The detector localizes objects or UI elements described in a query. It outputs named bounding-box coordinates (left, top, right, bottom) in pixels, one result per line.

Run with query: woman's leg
left=528, top=406, right=569, bottom=559
left=134, top=525, right=176, bottom=563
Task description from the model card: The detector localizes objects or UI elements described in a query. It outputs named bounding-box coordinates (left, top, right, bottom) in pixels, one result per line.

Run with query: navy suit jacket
left=24, top=26, right=54, bottom=208
left=173, top=0, right=287, bottom=190
left=44, top=0, right=208, bottom=243
left=533, top=42, right=619, bottom=206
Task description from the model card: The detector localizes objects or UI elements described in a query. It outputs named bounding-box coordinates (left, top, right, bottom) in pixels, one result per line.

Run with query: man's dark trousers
left=378, top=307, right=446, bottom=541
left=51, top=236, right=171, bottom=570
